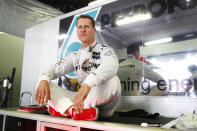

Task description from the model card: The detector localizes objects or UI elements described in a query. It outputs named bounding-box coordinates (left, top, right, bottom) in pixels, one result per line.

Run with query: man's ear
left=133, top=51, right=139, bottom=59
left=93, top=28, right=96, bottom=33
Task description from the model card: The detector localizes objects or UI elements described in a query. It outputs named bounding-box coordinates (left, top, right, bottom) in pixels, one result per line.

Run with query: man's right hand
left=35, top=80, right=51, bottom=106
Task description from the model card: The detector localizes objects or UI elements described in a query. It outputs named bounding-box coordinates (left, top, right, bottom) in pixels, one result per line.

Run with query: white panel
left=39, top=19, right=59, bottom=74
left=21, top=23, right=44, bottom=106
left=20, top=19, right=59, bottom=106
left=140, top=38, right=197, bottom=56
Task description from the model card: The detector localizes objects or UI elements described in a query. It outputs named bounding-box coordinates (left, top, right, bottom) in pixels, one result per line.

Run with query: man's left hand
left=74, top=83, right=90, bottom=114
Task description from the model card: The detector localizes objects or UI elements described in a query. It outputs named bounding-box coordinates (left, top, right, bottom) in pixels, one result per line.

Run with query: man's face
left=77, top=18, right=96, bottom=44
left=133, top=50, right=139, bottom=59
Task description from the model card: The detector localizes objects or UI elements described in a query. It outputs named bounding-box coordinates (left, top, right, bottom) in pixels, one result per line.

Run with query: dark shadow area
left=99, top=109, right=175, bottom=126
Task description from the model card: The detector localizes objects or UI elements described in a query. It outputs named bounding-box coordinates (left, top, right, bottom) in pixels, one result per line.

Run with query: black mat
left=98, top=109, right=176, bottom=126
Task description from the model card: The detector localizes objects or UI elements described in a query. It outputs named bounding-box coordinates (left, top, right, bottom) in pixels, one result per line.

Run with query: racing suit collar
left=88, top=41, right=97, bottom=52
left=81, top=41, right=97, bottom=52
left=128, top=54, right=135, bottom=59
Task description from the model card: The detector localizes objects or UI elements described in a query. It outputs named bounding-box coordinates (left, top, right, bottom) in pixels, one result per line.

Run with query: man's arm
left=35, top=80, right=50, bottom=106
left=144, top=64, right=164, bottom=83
left=35, top=54, right=75, bottom=106
left=73, top=83, right=90, bottom=113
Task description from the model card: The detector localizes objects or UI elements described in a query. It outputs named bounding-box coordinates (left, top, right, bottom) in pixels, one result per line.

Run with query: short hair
left=76, top=15, right=95, bottom=28
left=127, top=44, right=139, bottom=55
left=188, top=65, right=197, bottom=72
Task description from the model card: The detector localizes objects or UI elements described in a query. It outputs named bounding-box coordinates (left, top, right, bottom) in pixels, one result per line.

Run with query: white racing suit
left=117, top=55, right=166, bottom=96
left=39, top=41, right=121, bottom=118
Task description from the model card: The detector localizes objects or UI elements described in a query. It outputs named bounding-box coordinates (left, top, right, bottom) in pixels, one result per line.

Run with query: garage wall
left=0, top=33, right=24, bottom=108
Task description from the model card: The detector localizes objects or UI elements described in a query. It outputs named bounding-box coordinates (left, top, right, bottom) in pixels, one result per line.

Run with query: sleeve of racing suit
left=39, top=53, right=75, bottom=82
left=143, top=64, right=164, bottom=83
left=82, top=47, right=119, bottom=88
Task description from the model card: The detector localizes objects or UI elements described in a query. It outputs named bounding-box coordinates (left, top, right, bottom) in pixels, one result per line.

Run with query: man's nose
left=81, top=26, right=86, bottom=31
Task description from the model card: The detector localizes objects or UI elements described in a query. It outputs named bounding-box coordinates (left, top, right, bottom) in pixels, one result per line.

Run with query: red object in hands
left=71, top=107, right=98, bottom=120
left=48, top=106, right=63, bottom=117
left=139, top=57, right=151, bottom=65
left=45, top=106, right=98, bottom=120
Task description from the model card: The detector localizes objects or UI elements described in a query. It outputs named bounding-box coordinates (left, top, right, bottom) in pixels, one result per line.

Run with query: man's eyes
left=77, top=25, right=90, bottom=29
left=84, top=25, right=90, bottom=28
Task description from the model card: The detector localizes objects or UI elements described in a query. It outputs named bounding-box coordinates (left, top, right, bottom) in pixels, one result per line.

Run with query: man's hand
left=35, top=80, right=51, bottom=106
left=74, top=83, right=90, bottom=114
